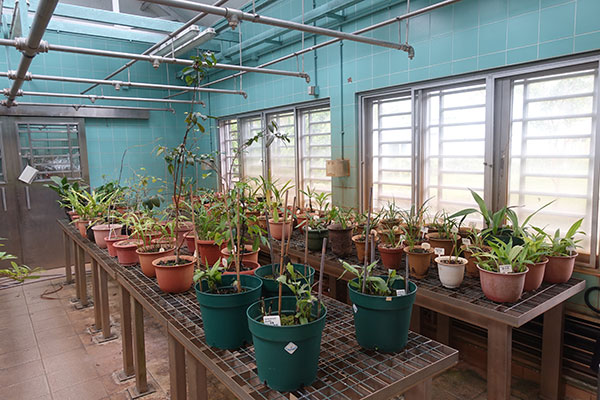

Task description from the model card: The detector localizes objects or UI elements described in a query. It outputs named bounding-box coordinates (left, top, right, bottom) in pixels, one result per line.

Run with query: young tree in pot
left=266, top=179, right=295, bottom=241
left=474, top=238, right=531, bottom=303
left=535, top=218, right=583, bottom=284
left=341, top=261, right=417, bottom=353
left=327, top=205, right=355, bottom=257
left=378, top=229, right=404, bottom=270
left=434, top=234, right=468, bottom=289
left=247, top=263, right=325, bottom=391
left=402, top=232, right=434, bottom=279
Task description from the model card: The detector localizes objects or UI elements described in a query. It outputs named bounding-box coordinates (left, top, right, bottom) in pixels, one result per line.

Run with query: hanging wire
left=166, top=62, right=173, bottom=109
left=252, top=0, right=256, bottom=14
left=301, top=0, right=305, bottom=73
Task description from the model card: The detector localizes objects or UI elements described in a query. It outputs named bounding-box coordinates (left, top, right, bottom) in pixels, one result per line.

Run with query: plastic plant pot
left=75, top=219, right=90, bottom=237
left=196, top=240, right=223, bottom=268
left=223, top=260, right=261, bottom=276
left=524, top=258, right=548, bottom=291
left=307, top=229, right=328, bottom=252
left=152, top=255, right=196, bottom=293
left=478, top=266, right=528, bottom=303
left=268, top=219, right=293, bottom=241
left=327, top=224, right=354, bottom=257
left=352, top=234, right=378, bottom=263
left=426, top=232, right=460, bottom=258
left=378, top=244, right=404, bottom=270
left=105, top=235, right=129, bottom=257
left=195, top=274, right=262, bottom=350
left=221, top=244, right=259, bottom=264
left=544, top=253, right=577, bottom=284
left=247, top=296, right=326, bottom=392
left=435, top=256, right=467, bottom=289
left=183, top=231, right=197, bottom=253
left=136, top=245, right=175, bottom=278
left=254, top=264, right=315, bottom=298
left=113, top=239, right=143, bottom=266
left=92, top=224, right=123, bottom=249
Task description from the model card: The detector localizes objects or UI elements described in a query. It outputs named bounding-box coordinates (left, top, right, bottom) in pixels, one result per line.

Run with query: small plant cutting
left=521, top=230, right=551, bottom=291
left=534, top=218, right=584, bottom=284
left=473, top=238, right=532, bottom=303
left=191, top=199, right=227, bottom=268
left=460, top=231, right=491, bottom=278
left=352, top=209, right=380, bottom=263
left=340, top=260, right=417, bottom=353
left=426, top=211, right=461, bottom=257
left=265, top=178, right=295, bottom=240
left=401, top=203, right=434, bottom=279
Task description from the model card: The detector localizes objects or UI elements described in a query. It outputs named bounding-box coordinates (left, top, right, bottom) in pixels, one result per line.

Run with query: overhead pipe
left=0, top=38, right=310, bottom=82
left=81, top=0, right=230, bottom=95
left=199, top=0, right=461, bottom=89
left=0, top=71, right=247, bottom=97
left=9, top=102, right=176, bottom=112
left=141, top=0, right=413, bottom=52
left=4, top=89, right=206, bottom=105
left=4, top=0, right=59, bottom=106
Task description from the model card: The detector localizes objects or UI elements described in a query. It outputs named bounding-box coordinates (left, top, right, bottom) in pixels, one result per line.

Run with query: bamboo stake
left=317, top=237, right=327, bottom=318
left=264, top=209, right=275, bottom=267
left=278, top=191, right=289, bottom=318
left=304, top=214, right=309, bottom=277
left=235, top=188, right=242, bottom=293
left=362, top=187, right=373, bottom=293
left=189, top=185, right=200, bottom=270
left=285, top=196, right=297, bottom=257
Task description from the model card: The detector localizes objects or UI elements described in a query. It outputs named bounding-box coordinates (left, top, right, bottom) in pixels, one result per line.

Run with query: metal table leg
left=187, top=351, right=208, bottom=400
left=118, top=285, right=135, bottom=381
left=487, top=320, right=512, bottom=400
left=404, top=377, right=432, bottom=400
left=168, top=334, right=187, bottom=400
left=99, top=266, right=113, bottom=340
left=540, top=303, right=565, bottom=400
left=91, top=259, right=102, bottom=331
left=131, top=297, right=150, bottom=396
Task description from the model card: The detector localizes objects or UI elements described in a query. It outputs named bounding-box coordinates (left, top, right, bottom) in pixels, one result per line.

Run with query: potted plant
left=434, top=234, right=468, bottom=289
left=341, top=261, right=417, bottom=352
left=327, top=206, right=355, bottom=257
left=460, top=232, right=491, bottom=278
left=426, top=211, right=461, bottom=257
left=113, top=238, right=143, bottom=266
left=266, top=179, right=295, bottom=240
left=247, top=263, right=325, bottom=391
left=474, top=239, right=531, bottom=303
left=352, top=210, right=380, bottom=263
left=378, top=201, right=402, bottom=231
left=192, top=199, right=226, bottom=267
left=521, top=230, right=550, bottom=291
left=402, top=225, right=433, bottom=279
left=537, top=219, right=583, bottom=284
left=377, top=229, right=404, bottom=270
left=44, top=176, right=87, bottom=219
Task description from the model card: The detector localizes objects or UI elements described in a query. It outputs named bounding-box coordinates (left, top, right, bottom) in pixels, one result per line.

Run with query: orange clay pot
left=136, top=245, right=175, bottom=278
left=152, top=255, right=196, bottom=293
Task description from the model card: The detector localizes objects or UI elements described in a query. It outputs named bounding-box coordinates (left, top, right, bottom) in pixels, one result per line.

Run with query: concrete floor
left=0, top=270, right=543, bottom=400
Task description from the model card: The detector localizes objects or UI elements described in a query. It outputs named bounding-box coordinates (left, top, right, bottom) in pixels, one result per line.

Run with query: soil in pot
left=254, top=264, right=315, bottom=298
left=114, top=239, right=143, bottom=266
left=403, top=246, right=433, bottom=279
left=478, top=266, right=528, bottom=303
left=221, top=245, right=259, bottom=264
left=352, top=234, right=378, bottom=263
left=378, top=244, right=404, bottom=270
left=195, top=274, right=263, bottom=350
left=327, top=224, right=354, bottom=257
left=153, top=255, right=196, bottom=293
left=307, top=229, right=328, bottom=252
left=92, top=224, right=123, bottom=249
left=247, top=296, right=326, bottom=392
left=426, top=232, right=459, bottom=257
left=105, top=234, right=129, bottom=257
left=136, top=245, right=175, bottom=278
left=151, top=236, right=177, bottom=248
left=348, top=277, right=417, bottom=353
left=524, top=258, right=548, bottom=291
left=223, top=260, right=261, bottom=276
left=544, top=253, right=577, bottom=284
left=268, top=219, right=293, bottom=241
left=435, top=256, right=467, bottom=289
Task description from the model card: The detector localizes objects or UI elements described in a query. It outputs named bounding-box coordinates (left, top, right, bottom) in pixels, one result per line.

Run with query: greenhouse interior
left=2, top=0, right=600, bottom=399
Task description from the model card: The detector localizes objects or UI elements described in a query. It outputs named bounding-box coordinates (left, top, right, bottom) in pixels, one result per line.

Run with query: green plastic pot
left=254, top=264, right=315, bottom=298
left=348, top=277, right=417, bottom=353
left=307, top=229, right=328, bottom=251
left=194, top=274, right=263, bottom=350
left=247, top=296, right=326, bottom=392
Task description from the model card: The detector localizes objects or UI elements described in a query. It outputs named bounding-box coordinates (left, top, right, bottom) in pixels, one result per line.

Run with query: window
left=508, top=69, right=596, bottom=252
left=219, top=119, right=240, bottom=186
left=18, top=123, right=82, bottom=181
left=423, top=83, right=487, bottom=215
left=240, top=117, right=264, bottom=182
left=267, top=111, right=296, bottom=189
left=299, top=107, right=332, bottom=196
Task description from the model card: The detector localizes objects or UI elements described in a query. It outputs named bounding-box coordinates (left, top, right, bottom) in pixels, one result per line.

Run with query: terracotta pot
left=352, top=234, right=378, bottom=263
left=92, top=224, right=123, bottom=249
left=152, top=255, right=196, bottom=293
left=75, top=219, right=90, bottom=237
left=426, top=232, right=460, bottom=257
left=403, top=247, right=433, bottom=279
left=105, top=235, right=129, bottom=257
left=544, top=253, right=577, bottom=284
left=222, top=245, right=259, bottom=264
left=113, top=239, right=143, bottom=266
left=151, top=237, right=177, bottom=248
left=435, top=256, right=467, bottom=289
left=378, top=244, right=404, bottom=270
left=184, top=231, right=197, bottom=253
left=175, top=222, right=194, bottom=247
left=523, top=258, right=549, bottom=291
left=67, top=210, right=78, bottom=221
left=196, top=240, right=223, bottom=268
left=223, top=260, right=261, bottom=276
left=461, top=244, right=492, bottom=278
left=478, top=266, right=528, bottom=303
left=258, top=215, right=268, bottom=230
left=268, top=219, right=293, bottom=241
left=136, top=245, right=175, bottom=277
left=327, top=224, right=354, bottom=257
left=296, top=214, right=308, bottom=234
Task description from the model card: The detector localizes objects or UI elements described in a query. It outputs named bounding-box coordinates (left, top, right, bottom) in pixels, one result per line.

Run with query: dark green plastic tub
left=307, top=229, right=328, bottom=252
left=254, top=264, right=315, bottom=298
left=194, top=274, right=262, bottom=350
left=247, top=296, right=326, bottom=392
left=348, top=277, right=417, bottom=353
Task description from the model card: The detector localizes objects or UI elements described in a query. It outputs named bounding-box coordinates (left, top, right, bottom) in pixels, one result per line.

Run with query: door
left=0, top=118, right=89, bottom=270
left=0, top=123, right=22, bottom=268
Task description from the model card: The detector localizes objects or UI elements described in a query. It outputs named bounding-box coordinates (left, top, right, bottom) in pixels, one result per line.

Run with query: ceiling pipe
left=4, top=0, right=59, bottom=106
left=81, top=0, right=230, bottom=95
left=199, top=0, right=461, bottom=89
left=0, top=71, right=247, bottom=97
left=4, top=89, right=206, bottom=104
left=140, top=0, right=413, bottom=52
left=10, top=102, right=176, bottom=112
left=0, top=38, right=310, bottom=82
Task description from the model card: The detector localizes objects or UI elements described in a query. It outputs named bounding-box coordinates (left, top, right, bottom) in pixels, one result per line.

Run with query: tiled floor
left=0, top=270, right=542, bottom=400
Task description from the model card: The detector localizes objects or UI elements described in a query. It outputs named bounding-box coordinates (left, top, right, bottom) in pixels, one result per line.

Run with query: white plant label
left=421, top=227, right=429, bottom=234
left=434, top=247, right=445, bottom=256
left=385, top=296, right=392, bottom=302
left=567, top=246, right=576, bottom=255
left=396, top=289, right=406, bottom=296
left=352, top=304, right=358, bottom=313
left=451, top=226, right=459, bottom=234
left=421, top=242, right=431, bottom=250
left=193, top=249, right=198, bottom=258
left=284, top=342, right=298, bottom=355
left=462, top=238, right=472, bottom=246
left=159, top=247, right=165, bottom=252
left=263, top=315, right=281, bottom=326
left=499, top=264, right=512, bottom=274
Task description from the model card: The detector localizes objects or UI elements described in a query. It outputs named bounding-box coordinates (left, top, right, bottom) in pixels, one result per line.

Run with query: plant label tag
left=421, top=227, right=429, bottom=234
left=193, top=249, right=198, bottom=258
left=385, top=296, right=392, bottom=302
left=462, top=238, right=471, bottom=246
left=284, top=342, right=298, bottom=355
left=567, top=246, right=576, bottom=255
left=159, top=247, right=165, bottom=252
left=451, top=226, right=459, bottom=234
left=499, top=264, right=512, bottom=274
left=352, top=304, right=358, bottom=313
left=388, top=269, right=394, bottom=274
left=421, top=242, right=431, bottom=250
left=263, top=315, right=281, bottom=326
left=434, top=247, right=445, bottom=256
left=396, top=289, right=406, bottom=296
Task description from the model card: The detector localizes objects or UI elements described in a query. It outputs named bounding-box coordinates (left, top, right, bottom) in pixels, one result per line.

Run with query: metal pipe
left=7, top=90, right=205, bottom=104
left=0, top=38, right=310, bottom=82
left=9, top=102, right=175, bottom=112
left=81, top=0, right=230, bottom=94
left=5, top=0, right=59, bottom=106
left=200, top=0, right=460, bottom=88
left=142, top=0, right=410, bottom=51
left=0, top=71, right=247, bottom=96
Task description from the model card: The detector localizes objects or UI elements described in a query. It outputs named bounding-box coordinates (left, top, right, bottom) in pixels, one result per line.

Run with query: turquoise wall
left=204, top=0, right=600, bottom=207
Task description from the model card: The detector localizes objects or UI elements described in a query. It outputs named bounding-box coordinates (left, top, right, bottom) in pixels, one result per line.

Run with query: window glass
left=299, top=108, right=331, bottom=199
left=218, top=119, right=239, bottom=186
left=267, top=112, right=296, bottom=189
left=240, top=117, right=264, bottom=182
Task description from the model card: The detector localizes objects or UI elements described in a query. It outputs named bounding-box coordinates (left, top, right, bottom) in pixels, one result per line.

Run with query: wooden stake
left=317, top=237, right=327, bottom=318
left=362, top=187, right=373, bottom=294
left=285, top=196, right=297, bottom=257
left=304, top=215, right=309, bottom=277
left=189, top=186, right=199, bottom=271
left=264, top=209, right=275, bottom=267
left=235, top=188, right=242, bottom=293
left=278, top=191, right=289, bottom=318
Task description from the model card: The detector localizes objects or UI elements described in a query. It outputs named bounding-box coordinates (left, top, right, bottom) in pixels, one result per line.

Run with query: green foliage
left=63, top=188, right=116, bottom=223
left=120, top=212, right=170, bottom=247
left=328, top=205, right=354, bottom=230
left=398, top=199, right=430, bottom=242
left=380, top=201, right=402, bottom=228
left=533, top=218, right=584, bottom=257
left=44, top=176, right=87, bottom=208
left=124, top=168, right=164, bottom=213
left=428, top=210, right=459, bottom=239
left=339, top=261, right=402, bottom=296
left=181, top=52, right=217, bottom=86
left=473, top=238, right=532, bottom=273
left=275, top=263, right=319, bottom=325
left=0, top=239, right=41, bottom=283
left=522, top=230, right=551, bottom=263
left=190, top=200, right=226, bottom=243
left=193, top=259, right=224, bottom=293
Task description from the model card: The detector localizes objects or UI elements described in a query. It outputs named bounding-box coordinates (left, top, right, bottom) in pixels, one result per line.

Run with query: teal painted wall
left=204, top=0, right=600, bottom=208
